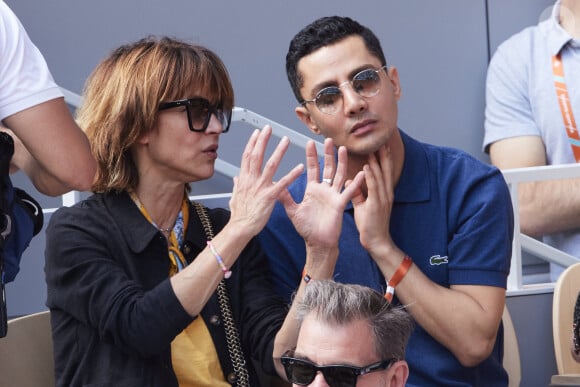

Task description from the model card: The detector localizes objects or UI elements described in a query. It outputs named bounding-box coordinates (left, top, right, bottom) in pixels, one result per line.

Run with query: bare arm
left=490, top=136, right=580, bottom=237
left=386, top=252, right=505, bottom=367
left=272, top=246, right=339, bottom=378
left=352, top=145, right=505, bottom=367
left=170, top=127, right=304, bottom=316
left=272, top=139, right=365, bottom=377
left=2, top=97, right=96, bottom=195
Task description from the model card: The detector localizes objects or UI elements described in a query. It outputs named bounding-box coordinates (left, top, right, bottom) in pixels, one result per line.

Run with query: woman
left=44, top=36, right=309, bottom=387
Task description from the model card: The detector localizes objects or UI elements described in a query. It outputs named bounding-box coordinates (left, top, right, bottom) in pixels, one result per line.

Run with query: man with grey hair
left=280, top=280, right=413, bottom=387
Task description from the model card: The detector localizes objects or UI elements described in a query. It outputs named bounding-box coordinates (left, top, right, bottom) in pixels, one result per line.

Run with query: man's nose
left=341, top=82, right=367, bottom=115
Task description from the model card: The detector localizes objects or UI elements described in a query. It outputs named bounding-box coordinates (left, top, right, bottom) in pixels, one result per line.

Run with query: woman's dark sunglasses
left=158, top=97, right=232, bottom=133
left=280, top=352, right=396, bottom=387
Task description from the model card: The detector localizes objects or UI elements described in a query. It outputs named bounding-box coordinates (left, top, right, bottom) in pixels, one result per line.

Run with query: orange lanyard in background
left=552, top=54, right=580, bottom=162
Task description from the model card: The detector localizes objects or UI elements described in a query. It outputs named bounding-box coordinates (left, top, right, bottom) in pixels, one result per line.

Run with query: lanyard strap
left=552, top=54, right=580, bottom=162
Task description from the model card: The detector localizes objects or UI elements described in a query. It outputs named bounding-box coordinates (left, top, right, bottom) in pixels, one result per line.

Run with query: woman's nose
left=205, top=113, right=224, bottom=134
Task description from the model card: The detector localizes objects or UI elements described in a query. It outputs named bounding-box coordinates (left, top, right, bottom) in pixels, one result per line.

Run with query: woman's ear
left=136, top=127, right=151, bottom=145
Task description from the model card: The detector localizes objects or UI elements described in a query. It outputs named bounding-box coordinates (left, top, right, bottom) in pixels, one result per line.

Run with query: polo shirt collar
left=541, top=0, right=577, bottom=55
left=394, top=130, right=430, bottom=203
left=344, top=129, right=430, bottom=212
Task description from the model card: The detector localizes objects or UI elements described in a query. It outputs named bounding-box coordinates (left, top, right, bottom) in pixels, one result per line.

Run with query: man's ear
left=388, top=360, right=409, bottom=387
left=295, top=105, right=321, bottom=135
left=386, top=66, right=402, bottom=101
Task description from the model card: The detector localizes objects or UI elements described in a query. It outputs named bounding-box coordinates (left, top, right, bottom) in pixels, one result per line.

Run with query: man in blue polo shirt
left=259, top=16, right=513, bottom=386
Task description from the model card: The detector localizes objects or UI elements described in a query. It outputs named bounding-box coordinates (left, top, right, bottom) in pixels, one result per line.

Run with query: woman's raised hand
left=228, top=125, right=303, bottom=238
left=278, top=138, right=364, bottom=251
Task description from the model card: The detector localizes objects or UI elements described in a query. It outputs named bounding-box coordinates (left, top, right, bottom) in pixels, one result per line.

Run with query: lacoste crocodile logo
left=429, top=255, right=448, bottom=265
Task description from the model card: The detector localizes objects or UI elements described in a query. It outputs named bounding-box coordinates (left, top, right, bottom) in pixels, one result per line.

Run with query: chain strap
left=574, top=292, right=580, bottom=355
left=193, top=202, right=250, bottom=387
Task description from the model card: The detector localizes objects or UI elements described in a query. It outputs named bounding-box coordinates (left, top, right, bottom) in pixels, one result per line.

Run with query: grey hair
left=295, top=280, right=414, bottom=360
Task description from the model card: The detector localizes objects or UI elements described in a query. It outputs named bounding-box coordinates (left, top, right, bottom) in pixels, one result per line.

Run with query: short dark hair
left=285, top=16, right=387, bottom=103
left=295, top=280, right=414, bottom=360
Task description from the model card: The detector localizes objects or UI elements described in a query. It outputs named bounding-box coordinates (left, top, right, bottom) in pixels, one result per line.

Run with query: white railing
left=58, top=86, right=322, bottom=203
left=502, top=163, right=580, bottom=295
left=60, top=87, right=323, bottom=183
left=61, top=87, right=576, bottom=295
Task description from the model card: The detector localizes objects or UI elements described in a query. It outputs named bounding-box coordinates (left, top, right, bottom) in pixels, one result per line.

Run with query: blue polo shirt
left=259, top=130, right=513, bottom=386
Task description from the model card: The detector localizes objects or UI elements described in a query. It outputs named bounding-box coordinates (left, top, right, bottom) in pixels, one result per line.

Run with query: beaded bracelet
left=207, top=241, right=232, bottom=279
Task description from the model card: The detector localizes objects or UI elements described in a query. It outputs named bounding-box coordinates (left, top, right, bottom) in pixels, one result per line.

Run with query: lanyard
left=552, top=54, right=580, bottom=162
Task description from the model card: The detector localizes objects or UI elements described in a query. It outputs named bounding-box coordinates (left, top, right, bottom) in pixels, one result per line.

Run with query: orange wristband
left=385, top=255, right=412, bottom=302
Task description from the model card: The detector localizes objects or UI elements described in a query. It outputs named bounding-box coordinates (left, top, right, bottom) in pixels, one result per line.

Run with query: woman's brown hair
left=77, top=36, right=234, bottom=192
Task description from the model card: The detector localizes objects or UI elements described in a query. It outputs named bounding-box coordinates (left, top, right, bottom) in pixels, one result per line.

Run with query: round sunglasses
left=301, top=65, right=387, bottom=115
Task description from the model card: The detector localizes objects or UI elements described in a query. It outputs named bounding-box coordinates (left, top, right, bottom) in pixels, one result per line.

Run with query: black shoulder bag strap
left=192, top=202, right=250, bottom=387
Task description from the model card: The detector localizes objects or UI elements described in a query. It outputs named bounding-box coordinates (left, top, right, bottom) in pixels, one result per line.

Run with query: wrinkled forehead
left=296, top=314, right=378, bottom=366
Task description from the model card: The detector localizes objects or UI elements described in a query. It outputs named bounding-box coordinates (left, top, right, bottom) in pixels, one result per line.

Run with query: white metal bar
left=60, top=87, right=82, bottom=107
left=63, top=88, right=321, bottom=178
left=520, top=234, right=580, bottom=267
left=61, top=191, right=80, bottom=207
left=501, top=163, right=580, bottom=292
left=232, top=107, right=324, bottom=155
left=215, top=159, right=239, bottom=179
left=63, top=85, right=580, bottom=294
left=506, top=182, right=523, bottom=291
left=189, top=193, right=232, bottom=201
left=502, top=163, right=580, bottom=183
